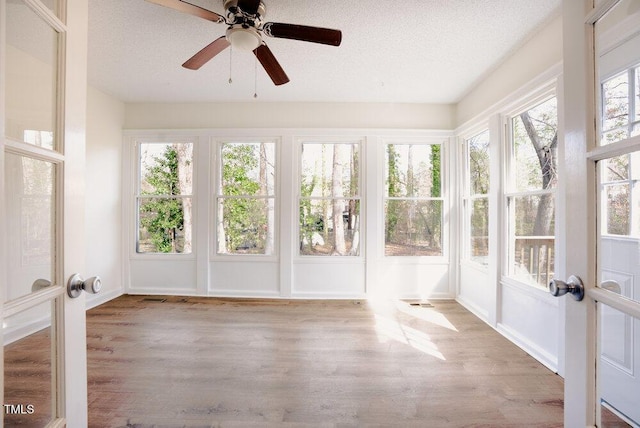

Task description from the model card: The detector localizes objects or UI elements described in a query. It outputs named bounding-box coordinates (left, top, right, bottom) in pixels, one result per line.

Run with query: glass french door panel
left=598, top=302, right=639, bottom=427
left=598, top=152, right=640, bottom=305
left=4, top=152, right=56, bottom=301
left=597, top=150, right=640, bottom=426
left=5, top=0, right=59, bottom=150
left=3, top=301, right=55, bottom=427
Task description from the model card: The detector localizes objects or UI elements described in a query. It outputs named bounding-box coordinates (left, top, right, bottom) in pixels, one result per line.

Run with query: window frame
left=296, top=137, right=363, bottom=258
left=212, top=138, right=279, bottom=259
left=502, top=90, right=558, bottom=290
left=461, top=128, right=491, bottom=268
left=133, top=139, right=196, bottom=259
left=382, top=138, right=447, bottom=260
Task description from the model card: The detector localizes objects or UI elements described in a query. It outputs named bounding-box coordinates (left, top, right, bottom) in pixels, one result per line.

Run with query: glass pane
left=137, top=197, right=192, bottom=254
left=602, top=72, right=629, bottom=143
left=598, top=303, right=639, bottom=427
left=4, top=153, right=56, bottom=301
left=39, top=0, right=60, bottom=17
left=217, top=197, right=276, bottom=255
left=512, top=98, right=558, bottom=192
left=385, top=144, right=441, bottom=198
left=4, top=302, right=54, bottom=426
left=5, top=0, right=59, bottom=150
left=470, top=198, right=489, bottom=264
left=385, top=200, right=442, bottom=256
left=137, top=142, right=193, bottom=254
left=509, top=195, right=555, bottom=288
left=467, top=130, right=490, bottom=195
left=140, top=143, right=193, bottom=196
left=301, top=143, right=359, bottom=198
left=220, top=142, right=276, bottom=196
left=603, top=155, right=629, bottom=182
left=604, top=184, right=630, bottom=235
left=299, top=198, right=360, bottom=256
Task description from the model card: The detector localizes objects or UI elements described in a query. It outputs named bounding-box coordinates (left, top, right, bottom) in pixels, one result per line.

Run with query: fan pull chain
left=228, top=46, right=233, bottom=84
left=254, top=55, right=258, bottom=99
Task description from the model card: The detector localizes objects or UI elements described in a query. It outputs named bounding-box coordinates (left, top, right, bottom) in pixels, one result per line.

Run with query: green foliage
left=139, top=146, right=184, bottom=253
left=220, top=143, right=265, bottom=252
left=430, top=145, right=441, bottom=198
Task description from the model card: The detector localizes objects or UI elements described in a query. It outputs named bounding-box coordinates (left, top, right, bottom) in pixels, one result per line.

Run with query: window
left=506, top=97, right=557, bottom=288
left=136, top=142, right=193, bottom=254
left=463, top=130, right=490, bottom=265
left=384, top=142, right=443, bottom=256
left=601, top=64, right=640, bottom=145
left=216, top=141, right=276, bottom=255
left=299, top=141, right=360, bottom=256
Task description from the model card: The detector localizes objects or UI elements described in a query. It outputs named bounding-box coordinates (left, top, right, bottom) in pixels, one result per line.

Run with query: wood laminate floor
left=86, top=296, right=566, bottom=427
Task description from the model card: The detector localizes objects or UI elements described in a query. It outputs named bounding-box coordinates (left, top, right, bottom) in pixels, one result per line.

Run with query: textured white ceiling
left=87, top=0, right=561, bottom=104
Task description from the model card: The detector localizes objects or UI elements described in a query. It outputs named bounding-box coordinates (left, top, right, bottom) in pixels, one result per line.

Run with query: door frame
left=562, top=1, right=598, bottom=425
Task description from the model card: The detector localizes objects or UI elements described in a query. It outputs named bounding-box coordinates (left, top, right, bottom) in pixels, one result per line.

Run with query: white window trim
left=295, top=137, right=365, bottom=260
left=381, top=138, right=449, bottom=263
left=460, top=128, right=491, bottom=269
left=501, top=90, right=559, bottom=291
left=211, top=137, right=280, bottom=261
left=131, top=137, right=198, bottom=261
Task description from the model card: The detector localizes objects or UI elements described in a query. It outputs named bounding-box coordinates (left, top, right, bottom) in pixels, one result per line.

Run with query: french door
left=1, top=0, right=89, bottom=426
left=563, top=0, right=640, bottom=426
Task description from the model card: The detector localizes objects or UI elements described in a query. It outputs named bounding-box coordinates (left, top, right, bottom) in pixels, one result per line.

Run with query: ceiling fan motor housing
left=223, top=0, right=266, bottom=19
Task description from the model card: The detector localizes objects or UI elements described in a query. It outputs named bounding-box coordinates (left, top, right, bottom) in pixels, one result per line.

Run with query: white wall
left=455, top=15, right=564, bottom=373
left=456, top=14, right=563, bottom=126
left=85, top=86, right=125, bottom=308
left=125, top=102, right=456, bottom=130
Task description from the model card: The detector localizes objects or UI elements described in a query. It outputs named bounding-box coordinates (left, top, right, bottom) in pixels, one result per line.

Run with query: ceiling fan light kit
left=146, top=0, right=342, bottom=86
left=226, top=25, right=261, bottom=51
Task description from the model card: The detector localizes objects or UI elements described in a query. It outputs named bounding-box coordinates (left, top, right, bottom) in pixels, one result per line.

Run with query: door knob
left=549, top=275, right=584, bottom=301
left=67, top=274, right=102, bottom=298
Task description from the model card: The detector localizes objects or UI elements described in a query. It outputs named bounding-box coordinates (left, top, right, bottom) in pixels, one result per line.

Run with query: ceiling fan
left=146, top=0, right=343, bottom=86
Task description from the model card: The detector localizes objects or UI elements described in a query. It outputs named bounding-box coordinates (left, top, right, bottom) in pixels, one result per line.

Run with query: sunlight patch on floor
left=395, top=301, right=459, bottom=332
left=373, top=313, right=446, bottom=360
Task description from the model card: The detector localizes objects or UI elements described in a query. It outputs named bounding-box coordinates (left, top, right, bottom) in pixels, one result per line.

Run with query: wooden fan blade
left=145, top=0, right=224, bottom=23
left=237, top=0, right=261, bottom=15
left=263, top=22, right=342, bottom=46
left=253, top=44, right=290, bottom=86
left=182, top=36, right=230, bottom=70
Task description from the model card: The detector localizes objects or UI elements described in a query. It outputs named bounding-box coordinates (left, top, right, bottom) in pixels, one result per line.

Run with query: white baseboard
left=497, top=322, right=559, bottom=373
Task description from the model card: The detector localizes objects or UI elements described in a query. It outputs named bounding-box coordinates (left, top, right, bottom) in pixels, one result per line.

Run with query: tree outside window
left=299, top=142, right=360, bottom=256
left=384, top=143, right=443, bottom=256
left=216, top=141, right=276, bottom=255
left=507, top=97, right=557, bottom=288
left=137, top=142, right=193, bottom=254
